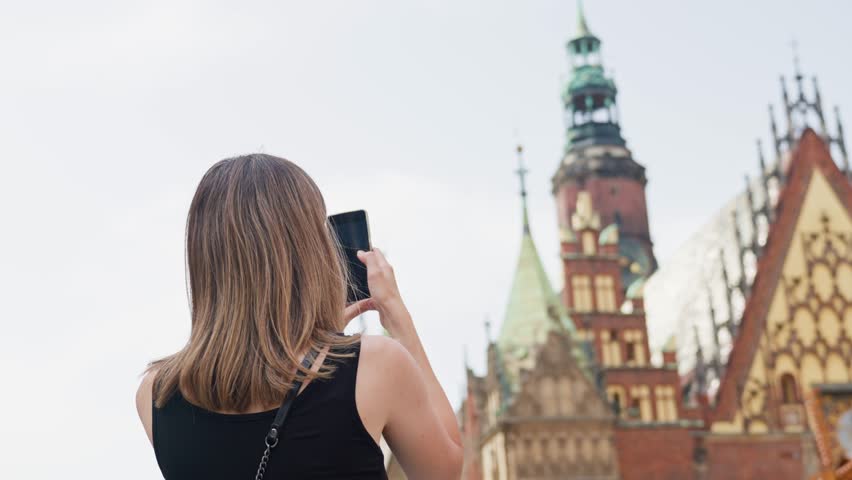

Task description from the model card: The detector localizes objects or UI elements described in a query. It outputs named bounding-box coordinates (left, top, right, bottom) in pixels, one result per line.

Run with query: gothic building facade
left=451, top=3, right=852, bottom=480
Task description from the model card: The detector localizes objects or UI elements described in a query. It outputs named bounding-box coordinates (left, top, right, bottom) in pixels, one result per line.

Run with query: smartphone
left=328, top=210, right=372, bottom=304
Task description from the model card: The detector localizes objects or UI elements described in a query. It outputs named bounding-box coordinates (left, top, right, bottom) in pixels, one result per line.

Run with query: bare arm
left=357, top=249, right=463, bottom=478
left=135, top=370, right=156, bottom=445
left=384, top=300, right=462, bottom=448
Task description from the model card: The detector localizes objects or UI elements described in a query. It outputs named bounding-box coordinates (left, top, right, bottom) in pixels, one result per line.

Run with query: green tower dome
left=562, top=0, right=626, bottom=151
left=565, top=66, right=617, bottom=98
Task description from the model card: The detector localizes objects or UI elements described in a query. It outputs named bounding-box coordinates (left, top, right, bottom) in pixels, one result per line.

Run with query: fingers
left=372, top=247, right=393, bottom=272
left=357, top=248, right=394, bottom=274
left=343, top=298, right=376, bottom=322
left=358, top=248, right=392, bottom=271
left=356, top=249, right=380, bottom=269
left=357, top=247, right=398, bottom=306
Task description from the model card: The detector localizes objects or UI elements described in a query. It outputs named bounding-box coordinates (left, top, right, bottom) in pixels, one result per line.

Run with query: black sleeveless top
left=152, top=342, right=387, bottom=479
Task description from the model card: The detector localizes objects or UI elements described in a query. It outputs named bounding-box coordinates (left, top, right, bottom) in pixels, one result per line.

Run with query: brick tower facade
left=551, top=3, right=656, bottom=291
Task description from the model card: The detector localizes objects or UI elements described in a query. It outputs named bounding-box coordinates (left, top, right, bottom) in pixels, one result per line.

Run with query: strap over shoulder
left=269, top=350, right=318, bottom=438
left=255, top=350, right=318, bottom=480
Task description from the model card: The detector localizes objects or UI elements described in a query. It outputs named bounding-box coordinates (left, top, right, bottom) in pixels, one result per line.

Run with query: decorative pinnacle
left=515, top=145, right=530, bottom=233
left=792, top=39, right=803, bottom=81
left=835, top=106, right=850, bottom=174
left=693, top=324, right=705, bottom=361
left=756, top=138, right=767, bottom=172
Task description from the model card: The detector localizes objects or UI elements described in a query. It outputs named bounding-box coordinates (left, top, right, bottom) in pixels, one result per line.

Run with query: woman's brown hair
left=149, top=154, right=358, bottom=411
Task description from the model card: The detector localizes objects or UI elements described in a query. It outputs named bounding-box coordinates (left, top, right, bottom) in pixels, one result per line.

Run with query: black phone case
left=328, top=211, right=371, bottom=304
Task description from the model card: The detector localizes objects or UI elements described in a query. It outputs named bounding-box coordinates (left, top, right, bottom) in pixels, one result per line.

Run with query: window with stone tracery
left=623, top=329, right=646, bottom=366
left=654, top=385, right=678, bottom=422
left=594, top=275, right=617, bottom=312
left=630, top=385, right=652, bottom=421
left=601, top=329, right=621, bottom=366
left=607, top=385, right=626, bottom=416
left=572, top=275, right=593, bottom=312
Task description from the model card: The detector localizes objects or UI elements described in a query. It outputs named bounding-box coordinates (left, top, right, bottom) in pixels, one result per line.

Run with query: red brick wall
left=606, top=367, right=685, bottom=420
left=555, top=177, right=651, bottom=240
left=614, top=427, right=696, bottom=480
left=561, top=255, right=626, bottom=313
left=704, top=434, right=803, bottom=480
left=568, top=313, right=647, bottom=364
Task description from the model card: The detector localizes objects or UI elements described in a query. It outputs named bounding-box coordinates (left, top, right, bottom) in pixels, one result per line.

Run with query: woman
left=135, top=154, right=464, bottom=479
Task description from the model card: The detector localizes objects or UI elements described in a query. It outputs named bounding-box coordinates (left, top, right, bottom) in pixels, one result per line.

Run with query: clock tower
left=552, top=1, right=657, bottom=289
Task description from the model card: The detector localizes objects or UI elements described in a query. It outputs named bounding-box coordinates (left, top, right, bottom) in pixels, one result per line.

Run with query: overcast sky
left=1, top=0, right=850, bottom=477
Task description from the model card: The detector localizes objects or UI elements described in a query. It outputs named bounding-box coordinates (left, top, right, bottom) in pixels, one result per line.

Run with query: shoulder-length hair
left=150, top=154, right=358, bottom=411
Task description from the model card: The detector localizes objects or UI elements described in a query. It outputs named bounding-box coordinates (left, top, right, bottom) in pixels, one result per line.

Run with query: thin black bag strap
left=255, top=350, right=317, bottom=480
left=270, top=350, right=317, bottom=436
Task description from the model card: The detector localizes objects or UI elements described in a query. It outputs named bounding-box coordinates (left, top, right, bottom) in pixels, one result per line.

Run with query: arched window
left=780, top=373, right=798, bottom=404
left=611, top=393, right=622, bottom=416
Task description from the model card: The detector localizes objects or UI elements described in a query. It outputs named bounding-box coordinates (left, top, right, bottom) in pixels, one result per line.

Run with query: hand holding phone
left=328, top=210, right=372, bottom=304
left=355, top=248, right=413, bottom=339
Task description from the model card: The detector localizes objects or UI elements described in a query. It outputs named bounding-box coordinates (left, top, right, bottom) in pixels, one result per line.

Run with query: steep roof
left=497, top=222, right=576, bottom=358
left=496, top=147, right=588, bottom=395
left=712, top=129, right=852, bottom=422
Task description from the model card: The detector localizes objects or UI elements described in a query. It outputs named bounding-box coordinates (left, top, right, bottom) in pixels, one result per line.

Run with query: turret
left=552, top=1, right=657, bottom=293
left=562, top=0, right=624, bottom=150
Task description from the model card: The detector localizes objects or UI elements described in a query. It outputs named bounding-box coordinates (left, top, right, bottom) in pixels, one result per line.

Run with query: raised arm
left=356, top=249, right=463, bottom=479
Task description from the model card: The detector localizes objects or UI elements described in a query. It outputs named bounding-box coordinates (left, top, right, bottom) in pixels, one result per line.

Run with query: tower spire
left=561, top=2, right=624, bottom=151
left=576, top=0, right=591, bottom=37
left=516, top=145, right=530, bottom=233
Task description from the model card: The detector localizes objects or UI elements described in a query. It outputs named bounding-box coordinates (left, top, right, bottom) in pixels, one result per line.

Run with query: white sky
left=1, top=1, right=850, bottom=477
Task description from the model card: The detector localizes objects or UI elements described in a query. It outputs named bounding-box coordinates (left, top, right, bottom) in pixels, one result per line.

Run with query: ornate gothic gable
left=485, top=330, right=617, bottom=480
left=509, top=330, right=610, bottom=420
left=712, top=129, right=852, bottom=431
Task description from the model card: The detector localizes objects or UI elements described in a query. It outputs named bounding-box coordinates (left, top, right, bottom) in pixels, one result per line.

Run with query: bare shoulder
left=136, top=369, right=157, bottom=414
left=136, top=368, right=158, bottom=444
left=355, top=335, right=421, bottom=443
left=359, top=335, right=418, bottom=379
left=359, top=333, right=404, bottom=356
